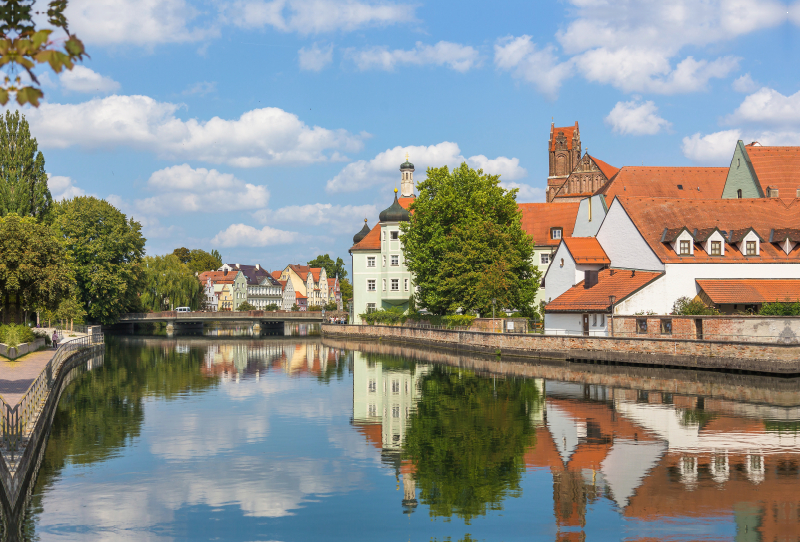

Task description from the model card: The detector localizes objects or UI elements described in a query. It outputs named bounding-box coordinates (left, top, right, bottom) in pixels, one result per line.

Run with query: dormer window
left=746, top=241, right=757, bottom=256
left=551, top=228, right=562, bottom=240
left=710, top=241, right=721, bottom=255
left=679, top=240, right=691, bottom=255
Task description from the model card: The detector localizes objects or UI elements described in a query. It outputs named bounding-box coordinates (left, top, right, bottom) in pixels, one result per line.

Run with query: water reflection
left=15, top=336, right=800, bottom=541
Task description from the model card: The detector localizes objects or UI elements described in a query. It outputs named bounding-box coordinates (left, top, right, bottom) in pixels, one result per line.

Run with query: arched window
left=556, top=154, right=567, bottom=176
left=737, top=189, right=743, bottom=199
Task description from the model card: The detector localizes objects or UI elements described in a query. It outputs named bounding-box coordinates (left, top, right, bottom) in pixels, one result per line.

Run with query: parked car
left=176, top=307, right=191, bottom=313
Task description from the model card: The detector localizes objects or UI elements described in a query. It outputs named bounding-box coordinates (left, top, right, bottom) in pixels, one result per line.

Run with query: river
left=11, top=334, right=800, bottom=541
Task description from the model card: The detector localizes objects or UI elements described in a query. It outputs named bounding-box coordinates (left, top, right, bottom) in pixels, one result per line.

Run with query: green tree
left=0, top=0, right=87, bottom=106
left=211, top=249, right=222, bottom=264
left=0, top=213, right=72, bottom=323
left=53, top=197, right=146, bottom=324
left=759, top=300, right=800, bottom=316
left=324, top=300, right=338, bottom=311
left=672, top=296, right=719, bottom=315
left=188, top=248, right=222, bottom=274
left=0, top=110, right=52, bottom=221
left=401, top=163, right=540, bottom=316
left=307, top=254, right=348, bottom=280
left=403, top=367, right=541, bottom=522
left=237, top=301, right=256, bottom=311
left=339, top=277, right=353, bottom=304
left=140, top=254, right=201, bottom=312
left=172, top=247, right=191, bottom=264
left=265, top=303, right=279, bottom=311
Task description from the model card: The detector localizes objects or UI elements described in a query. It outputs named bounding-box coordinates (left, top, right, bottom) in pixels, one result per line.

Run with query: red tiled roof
left=598, top=167, right=728, bottom=200
left=198, top=271, right=236, bottom=283
left=327, top=278, right=338, bottom=289
left=550, top=124, right=577, bottom=151
left=518, top=202, right=580, bottom=247
left=745, top=144, right=800, bottom=201
left=295, top=293, right=307, bottom=299
left=310, top=267, right=322, bottom=283
left=563, top=237, right=610, bottom=264
left=278, top=280, right=288, bottom=290
left=289, top=264, right=311, bottom=281
left=588, top=155, right=619, bottom=180
left=546, top=268, right=663, bottom=312
left=350, top=223, right=381, bottom=251
left=271, top=270, right=281, bottom=280
left=616, top=196, right=800, bottom=263
left=697, top=279, right=800, bottom=304
left=398, top=196, right=415, bottom=210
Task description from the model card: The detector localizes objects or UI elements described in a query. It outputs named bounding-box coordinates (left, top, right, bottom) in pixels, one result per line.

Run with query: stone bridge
left=116, top=310, right=325, bottom=335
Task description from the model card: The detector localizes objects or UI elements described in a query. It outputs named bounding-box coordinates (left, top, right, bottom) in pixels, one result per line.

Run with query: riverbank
left=321, top=324, right=800, bottom=375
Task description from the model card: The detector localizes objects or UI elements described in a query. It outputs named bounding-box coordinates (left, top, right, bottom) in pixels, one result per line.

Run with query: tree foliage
left=339, top=277, right=353, bottom=304
left=672, top=296, right=719, bottom=316
left=172, top=247, right=191, bottom=264
left=759, top=301, right=800, bottom=316
left=53, top=197, right=146, bottom=324
left=188, top=248, right=222, bottom=274
left=0, top=0, right=87, bottom=106
left=400, top=163, right=539, bottom=316
left=0, top=110, right=51, bottom=221
left=140, top=254, right=201, bottom=312
left=237, top=301, right=256, bottom=311
left=307, top=254, right=348, bottom=280
left=0, top=213, right=72, bottom=323
left=403, top=367, right=541, bottom=522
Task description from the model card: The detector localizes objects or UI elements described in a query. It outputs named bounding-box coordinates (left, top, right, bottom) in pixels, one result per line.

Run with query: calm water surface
left=19, top=335, right=800, bottom=541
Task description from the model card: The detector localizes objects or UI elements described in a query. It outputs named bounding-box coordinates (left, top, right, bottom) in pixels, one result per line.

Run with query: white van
left=176, top=307, right=191, bottom=313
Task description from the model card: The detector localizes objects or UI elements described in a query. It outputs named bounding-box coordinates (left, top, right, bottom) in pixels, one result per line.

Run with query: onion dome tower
left=352, top=218, right=370, bottom=245
left=379, top=189, right=411, bottom=223
left=400, top=153, right=415, bottom=197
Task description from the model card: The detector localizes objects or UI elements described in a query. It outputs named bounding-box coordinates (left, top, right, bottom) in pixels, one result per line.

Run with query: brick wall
left=470, top=318, right=528, bottom=333
left=611, top=315, right=800, bottom=343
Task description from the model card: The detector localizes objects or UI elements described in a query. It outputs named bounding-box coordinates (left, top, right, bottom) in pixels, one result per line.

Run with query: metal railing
left=1, top=333, right=104, bottom=453
left=53, top=323, right=89, bottom=334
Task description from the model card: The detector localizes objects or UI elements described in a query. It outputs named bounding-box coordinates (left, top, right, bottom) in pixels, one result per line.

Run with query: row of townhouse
left=350, top=121, right=800, bottom=325
left=275, top=264, right=342, bottom=311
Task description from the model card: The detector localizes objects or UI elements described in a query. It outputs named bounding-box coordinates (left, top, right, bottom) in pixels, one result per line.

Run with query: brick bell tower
left=547, top=121, right=581, bottom=202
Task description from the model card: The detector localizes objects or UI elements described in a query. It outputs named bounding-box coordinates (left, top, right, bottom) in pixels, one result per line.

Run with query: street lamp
left=609, top=295, right=616, bottom=337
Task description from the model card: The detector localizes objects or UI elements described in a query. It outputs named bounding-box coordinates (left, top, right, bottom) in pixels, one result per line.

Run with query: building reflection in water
left=345, top=342, right=800, bottom=540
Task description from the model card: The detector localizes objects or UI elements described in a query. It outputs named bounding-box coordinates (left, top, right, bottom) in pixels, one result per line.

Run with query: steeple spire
left=400, top=155, right=415, bottom=197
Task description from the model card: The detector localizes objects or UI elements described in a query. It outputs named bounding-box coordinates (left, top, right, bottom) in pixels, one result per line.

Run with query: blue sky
left=24, top=0, right=800, bottom=271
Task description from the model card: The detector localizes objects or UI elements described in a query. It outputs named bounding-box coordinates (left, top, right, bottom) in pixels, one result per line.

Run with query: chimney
left=236, top=263, right=241, bottom=269
left=255, top=264, right=260, bottom=270
left=584, top=270, right=598, bottom=289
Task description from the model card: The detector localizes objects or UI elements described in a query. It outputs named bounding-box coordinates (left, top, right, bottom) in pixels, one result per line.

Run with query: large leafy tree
left=400, top=163, right=540, bottom=316
left=53, top=197, right=146, bottom=324
left=403, top=367, right=541, bottom=522
left=0, top=214, right=73, bottom=323
left=307, top=254, right=348, bottom=279
left=141, top=254, right=202, bottom=311
left=172, top=247, right=191, bottom=264
left=188, top=248, right=222, bottom=274
left=0, top=110, right=52, bottom=221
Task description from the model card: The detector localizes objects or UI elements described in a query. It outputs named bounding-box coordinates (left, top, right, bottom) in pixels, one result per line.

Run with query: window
left=737, top=189, right=743, bottom=199
left=599, top=314, right=605, bottom=326
left=367, top=280, right=376, bottom=292
left=391, top=380, right=400, bottom=393
left=541, top=253, right=550, bottom=265
left=710, top=241, right=721, bottom=255
left=679, top=240, right=691, bottom=255
left=660, top=319, right=672, bottom=334
left=551, top=228, right=562, bottom=240
left=746, top=240, right=757, bottom=256
left=592, top=314, right=597, bottom=326
left=390, top=230, right=399, bottom=240
left=392, top=405, right=400, bottom=418
left=382, top=255, right=386, bottom=267
left=367, top=302, right=376, bottom=313
left=391, top=255, right=399, bottom=266
left=382, top=231, right=386, bottom=240
left=368, top=403, right=377, bottom=416
left=404, top=278, right=409, bottom=291
left=367, top=256, right=376, bottom=268
left=382, top=279, right=386, bottom=291
left=636, top=318, right=648, bottom=334
left=368, top=379, right=377, bottom=393
left=391, top=279, right=399, bottom=291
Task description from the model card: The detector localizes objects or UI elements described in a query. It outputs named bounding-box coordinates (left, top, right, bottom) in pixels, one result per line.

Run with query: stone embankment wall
left=0, top=338, right=46, bottom=360
left=612, top=315, right=800, bottom=343
left=322, top=324, right=800, bottom=375
left=470, top=318, right=528, bottom=333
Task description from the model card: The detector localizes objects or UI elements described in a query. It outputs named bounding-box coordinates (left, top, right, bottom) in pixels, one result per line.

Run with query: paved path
left=0, top=349, right=56, bottom=406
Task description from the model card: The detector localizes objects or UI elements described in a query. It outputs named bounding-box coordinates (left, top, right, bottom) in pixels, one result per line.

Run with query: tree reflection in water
left=403, top=366, right=542, bottom=523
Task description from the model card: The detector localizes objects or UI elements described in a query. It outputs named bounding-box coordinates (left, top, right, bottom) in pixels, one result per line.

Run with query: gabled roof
left=295, top=293, right=307, bottom=299
left=697, top=279, right=800, bottom=304
left=546, top=269, right=664, bottom=312
left=198, top=270, right=238, bottom=283
left=692, top=227, right=724, bottom=242
left=588, top=155, right=619, bottom=180
left=518, top=202, right=581, bottom=247
left=350, top=223, right=381, bottom=251
left=597, top=167, right=728, bottom=200
left=224, top=263, right=269, bottom=285
left=310, top=267, right=322, bottom=283
left=271, top=270, right=282, bottom=280
left=727, top=227, right=763, bottom=243
left=744, top=144, right=800, bottom=201
left=398, top=196, right=415, bottom=210
left=660, top=226, right=693, bottom=243
left=327, top=278, right=338, bottom=289
left=278, top=280, right=289, bottom=290
left=563, top=237, right=610, bottom=264
left=550, top=123, right=577, bottom=151
left=615, top=196, right=800, bottom=263
left=769, top=228, right=800, bottom=243
left=288, top=264, right=311, bottom=280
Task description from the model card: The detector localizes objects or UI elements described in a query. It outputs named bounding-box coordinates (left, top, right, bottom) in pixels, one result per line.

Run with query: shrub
left=291, top=304, right=299, bottom=312
left=237, top=301, right=257, bottom=311
left=324, top=301, right=338, bottom=311
left=359, top=308, right=406, bottom=325
left=308, top=305, right=325, bottom=312
left=759, top=300, right=800, bottom=316
left=0, top=324, right=36, bottom=348
left=442, top=314, right=476, bottom=327
left=672, top=297, right=718, bottom=316
left=265, top=303, right=280, bottom=311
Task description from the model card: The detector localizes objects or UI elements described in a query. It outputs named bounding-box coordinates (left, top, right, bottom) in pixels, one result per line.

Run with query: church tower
left=400, top=155, right=415, bottom=197
left=547, top=122, right=581, bottom=202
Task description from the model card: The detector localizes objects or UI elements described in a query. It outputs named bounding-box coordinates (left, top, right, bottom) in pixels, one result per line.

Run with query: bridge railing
left=118, top=310, right=324, bottom=320
left=1, top=333, right=105, bottom=453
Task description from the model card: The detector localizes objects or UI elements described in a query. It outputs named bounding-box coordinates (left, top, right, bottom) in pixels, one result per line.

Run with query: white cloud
left=47, top=175, right=85, bottom=200
left=500, top=181, right=545, bottom=203
left=59, top=66, right=121, bottom=94
left=732, top=73, right=759, bottom=93
left=25, top=95, right=364, bottom=167
left=348, top=41, right=481, bottom=72
left=254, top=203, right=378, bottom=234
left=326, top=142, right=526, bottom=193
left=493, top=35, right=573, bottom=99
left=66, top=0, right=215, bottom=45
left=183, top=81, right=217, bottom=96
left=681, top=129, right=742, bottom=162
left=136, top=164, right=270, bottom=215
left=299, top=42, right=334, bottom=71
left=211, top=224, right=302, bottom=247
left=725, top=87, right=800, bottom=127
left=224, top=0, right=416, bottom=33
left=605, top=99, right=671, bottom=135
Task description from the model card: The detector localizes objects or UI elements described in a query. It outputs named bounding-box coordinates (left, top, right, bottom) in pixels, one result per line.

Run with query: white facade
left=545, top=312, right=609, bottom=336
left=280, top=279, right=296, bottom=310
left=595, top=201, right=664, bottom=272
left=247, top=277, right=283, bottom=309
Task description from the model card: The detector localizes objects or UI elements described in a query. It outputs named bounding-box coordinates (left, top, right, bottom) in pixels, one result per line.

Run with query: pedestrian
left=51, top=331, right=59, bottom=349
